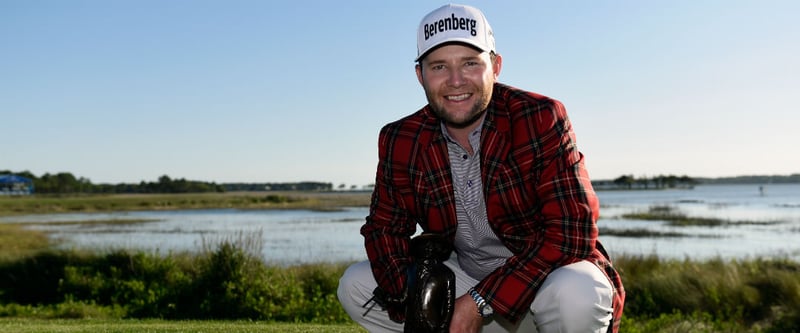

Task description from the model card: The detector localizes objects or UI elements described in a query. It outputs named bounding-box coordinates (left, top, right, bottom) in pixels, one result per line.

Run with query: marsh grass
left=0, top=224, right=52, bottom=262
left=200, top=230, right=265, bottom=260
left=36, top=219, right=161, bottom=226
left=600, top=227, right=696, bottom=238
left=616, top=254, right=800, bottom=332
left=2, top=196, right=798, bottom=332
left=0, top=233, right=354, bottom=323
left=2, top=246, right=797, bottom=332
left=1, top=223, right=798, bottom=332
left=0, top=192, right=371, bottom=217
left=622, top=205, right=782, bottom=227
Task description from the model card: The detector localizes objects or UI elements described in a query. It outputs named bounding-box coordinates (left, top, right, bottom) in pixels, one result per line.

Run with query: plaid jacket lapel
left=414, top=110, right=458, bottom=235
left=481, top=94, right=512, bottom=199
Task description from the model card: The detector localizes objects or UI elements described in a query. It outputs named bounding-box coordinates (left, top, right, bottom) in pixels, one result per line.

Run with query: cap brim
left=415, top=40, right=490, bottom=62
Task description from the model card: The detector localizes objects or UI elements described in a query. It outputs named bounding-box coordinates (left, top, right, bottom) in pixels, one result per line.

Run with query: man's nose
left=447, top=68, right=466, bottom=87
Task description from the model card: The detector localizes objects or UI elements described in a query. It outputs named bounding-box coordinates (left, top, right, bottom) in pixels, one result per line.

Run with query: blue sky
left=2, top=1, right=798, bottom=187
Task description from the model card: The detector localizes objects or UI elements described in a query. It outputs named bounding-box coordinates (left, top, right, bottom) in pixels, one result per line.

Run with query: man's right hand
left=449, top=294, right=483, bottom=333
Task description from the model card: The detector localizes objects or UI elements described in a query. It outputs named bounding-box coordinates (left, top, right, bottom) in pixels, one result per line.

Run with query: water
left=598, top=184, right=800, bottom=261
left=0, top=208, right=369, bottom=265
left=1, top=184, right=798, bottom=264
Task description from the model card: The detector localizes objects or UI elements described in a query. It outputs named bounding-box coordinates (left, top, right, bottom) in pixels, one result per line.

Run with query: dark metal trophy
left=403, top=233, right=456, bottom=333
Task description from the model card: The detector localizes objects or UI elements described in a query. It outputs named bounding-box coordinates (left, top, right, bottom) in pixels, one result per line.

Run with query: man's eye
left=431, top=65, right=445, bottom=71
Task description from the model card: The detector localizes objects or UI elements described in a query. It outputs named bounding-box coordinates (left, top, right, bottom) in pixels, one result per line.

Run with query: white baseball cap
left=416, top=4, right=495, bottom=62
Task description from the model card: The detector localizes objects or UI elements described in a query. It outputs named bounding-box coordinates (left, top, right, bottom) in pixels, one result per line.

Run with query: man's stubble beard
left=424, top=86, right=491, bottom=130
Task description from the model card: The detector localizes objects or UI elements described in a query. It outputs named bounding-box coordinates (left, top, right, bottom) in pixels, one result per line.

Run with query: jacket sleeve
left=477, top=98, right=601, bottom=323
left=360, top=123, right=418, bottom=321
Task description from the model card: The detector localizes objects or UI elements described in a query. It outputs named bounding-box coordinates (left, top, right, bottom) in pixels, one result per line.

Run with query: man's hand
left=449, top=294, right=483, bottom=333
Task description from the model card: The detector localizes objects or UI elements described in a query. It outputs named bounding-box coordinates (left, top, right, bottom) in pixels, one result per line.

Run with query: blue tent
left=0, top=174, right=34, bottom=195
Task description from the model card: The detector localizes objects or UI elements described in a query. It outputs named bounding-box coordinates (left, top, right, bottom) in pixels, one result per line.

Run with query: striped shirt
left=441, top=119, right=513, bottom=281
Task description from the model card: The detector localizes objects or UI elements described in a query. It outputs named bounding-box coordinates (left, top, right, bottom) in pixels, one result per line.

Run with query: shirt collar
left=440, top=114, right=486, bottom=153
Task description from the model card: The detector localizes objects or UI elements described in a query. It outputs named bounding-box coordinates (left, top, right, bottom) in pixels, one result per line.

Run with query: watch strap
left=468, top=287, right=491, bottom=317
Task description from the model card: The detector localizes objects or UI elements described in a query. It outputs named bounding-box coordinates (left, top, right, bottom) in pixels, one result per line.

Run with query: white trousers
left=338, top=257, right=613, bottom=333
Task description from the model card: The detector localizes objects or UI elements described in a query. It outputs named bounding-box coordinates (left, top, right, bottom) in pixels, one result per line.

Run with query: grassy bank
left=0, top=191, right=371, bottom=216
left=2, top=194, right=799, bottom=332
left=0, top=223, right=798, bottom=332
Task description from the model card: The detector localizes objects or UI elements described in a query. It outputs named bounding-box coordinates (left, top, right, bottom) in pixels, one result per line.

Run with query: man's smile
left=446, top=93, right=472, bottom=102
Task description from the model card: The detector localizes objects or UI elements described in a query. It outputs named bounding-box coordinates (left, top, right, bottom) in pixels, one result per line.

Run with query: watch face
left=481, top=304, right=494, bottom=317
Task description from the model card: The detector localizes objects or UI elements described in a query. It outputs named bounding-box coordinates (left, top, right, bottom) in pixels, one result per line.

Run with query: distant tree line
left=593, top=174, right=698, bottom=190
left=1, top=171, right=225, bottom=194
left=1, top=170, right=332, bottom=194
left=223, top=182, right=332, bottom=192
left=4, top=169, right=796, bottom=194
left=593, top=173, right=800, bottom=190
left=695, top=174, right=800, bottom=184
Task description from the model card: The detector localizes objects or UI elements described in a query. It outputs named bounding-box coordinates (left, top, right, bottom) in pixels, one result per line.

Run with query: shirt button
left=462, top=154, right=468, bottom=160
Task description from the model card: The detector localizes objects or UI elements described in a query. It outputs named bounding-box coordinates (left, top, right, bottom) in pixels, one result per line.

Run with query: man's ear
left=415, top=63, right=424, bottom=86
left=493, top=53, right=503, bottom=79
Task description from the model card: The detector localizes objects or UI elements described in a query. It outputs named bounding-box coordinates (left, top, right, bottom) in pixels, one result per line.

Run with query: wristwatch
left=468, top=287, right=494, bottom=317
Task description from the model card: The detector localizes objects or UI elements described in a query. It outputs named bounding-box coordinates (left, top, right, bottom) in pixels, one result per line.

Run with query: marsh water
left=2, top=184, right=799, bottom=264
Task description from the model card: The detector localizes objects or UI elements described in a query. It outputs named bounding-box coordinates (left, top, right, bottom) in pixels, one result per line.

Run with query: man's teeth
left=447, top=93, right=470, bottom=101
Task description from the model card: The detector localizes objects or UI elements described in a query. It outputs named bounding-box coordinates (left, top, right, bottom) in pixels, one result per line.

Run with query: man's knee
left=533, top=261, right=613, bottom=332
left=338, top=261, right=405, bottom=333
left=337, top=261, right=374, bottom=315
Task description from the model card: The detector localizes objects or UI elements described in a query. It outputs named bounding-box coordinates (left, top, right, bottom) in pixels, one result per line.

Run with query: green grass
left=0, top=318, right=367, bottom=333
left=615, top=255, right=800, bottom=333
left=1, top=248, right=797, bottom=332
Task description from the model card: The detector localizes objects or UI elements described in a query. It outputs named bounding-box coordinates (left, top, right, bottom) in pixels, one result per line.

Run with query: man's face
left=416, top=44, right=501, bottom=129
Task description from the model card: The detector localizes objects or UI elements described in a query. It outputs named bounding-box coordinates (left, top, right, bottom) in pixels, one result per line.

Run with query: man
left=338, top=4, right=624, bottom=333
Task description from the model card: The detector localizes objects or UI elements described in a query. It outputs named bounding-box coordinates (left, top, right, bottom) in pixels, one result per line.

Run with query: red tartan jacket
left=361, top=83, right=624, bottom=331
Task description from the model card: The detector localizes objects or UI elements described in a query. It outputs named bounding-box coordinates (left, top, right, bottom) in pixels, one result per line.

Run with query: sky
left=2, top=1, right=798, bottom=187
